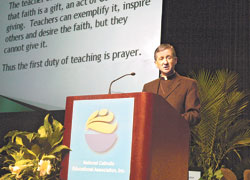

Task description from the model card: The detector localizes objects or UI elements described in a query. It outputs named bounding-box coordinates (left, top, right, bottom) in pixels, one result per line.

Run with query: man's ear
left=174, top=57, right=178, bottom=65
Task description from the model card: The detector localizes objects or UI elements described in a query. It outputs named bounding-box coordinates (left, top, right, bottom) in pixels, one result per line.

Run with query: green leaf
left=25, top=133, right=36, bottom=142
left=44, top=114, right=53, bottom=136
left=208, top=167, right=213, bottom=176
left=0, top=173, right=14, bottom=180
left=10, top=150, right=24, bottom=161
left=25, top=148, right=38, bottom=158
left=15, top=136, right=24, bottom=146
left=50, top=145, right=71, bottom=155
left=4, top=130, right=19, bottom=140
left=50, top=119, right=64, bottom=146
left=44, top=117, right=64, bottom=148
left=214, top=169, right=223, bottom=180
left=52, top=118, right=63, bottom=133
left=38, top=126, right=47, bottom=138
left=0, top=143, right=13, bottom=153
left=51, top=136, right=63, bottom=149
left=234, top=138, right=250, bottom=145
left=15, top=159, right=33, bottom=166
left=42, top=154, right=56, bottom=159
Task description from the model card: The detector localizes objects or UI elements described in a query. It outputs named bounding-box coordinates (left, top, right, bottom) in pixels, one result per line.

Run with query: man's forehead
left=156, top=49, right=174, bottom=56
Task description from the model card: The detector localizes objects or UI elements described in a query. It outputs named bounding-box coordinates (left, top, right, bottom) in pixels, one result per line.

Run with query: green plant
left=0, top=114, right=70, bottom=180
left=189, top=69, right=250, bottom=180
left=199, top=167, right=223, bottom=180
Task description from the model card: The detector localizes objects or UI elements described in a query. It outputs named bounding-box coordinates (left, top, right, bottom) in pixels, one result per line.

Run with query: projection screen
left=0, top=0, right=163, bottom=110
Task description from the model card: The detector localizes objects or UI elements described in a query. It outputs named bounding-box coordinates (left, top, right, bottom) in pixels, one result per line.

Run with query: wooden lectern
left=61, top=92, right=190, bottom=180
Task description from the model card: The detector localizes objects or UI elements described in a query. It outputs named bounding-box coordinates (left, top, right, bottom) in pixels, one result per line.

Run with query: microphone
left=108, top=72, right=136, bottom=94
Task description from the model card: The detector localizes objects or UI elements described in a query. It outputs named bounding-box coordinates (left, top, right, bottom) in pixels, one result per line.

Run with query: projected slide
left=0, top=0, right=163, bottom=110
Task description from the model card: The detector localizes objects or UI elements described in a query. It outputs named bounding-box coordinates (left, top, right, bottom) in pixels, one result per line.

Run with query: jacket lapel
left=162, top=74, right=182, bottom=99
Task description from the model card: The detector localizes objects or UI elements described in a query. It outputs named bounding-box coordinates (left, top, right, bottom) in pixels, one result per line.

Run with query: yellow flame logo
left=85, top=109, right=117, bottom=134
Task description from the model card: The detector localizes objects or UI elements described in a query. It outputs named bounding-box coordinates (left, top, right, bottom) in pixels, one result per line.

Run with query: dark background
left=161, top=0, right=249, bottom=90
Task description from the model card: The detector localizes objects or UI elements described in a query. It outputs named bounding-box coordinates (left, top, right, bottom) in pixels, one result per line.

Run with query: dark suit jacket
left=142, top=73, right=200, bottom=126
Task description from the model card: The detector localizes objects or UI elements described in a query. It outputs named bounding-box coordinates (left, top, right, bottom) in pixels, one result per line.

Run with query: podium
left=61, top=92, right=190, bottom=180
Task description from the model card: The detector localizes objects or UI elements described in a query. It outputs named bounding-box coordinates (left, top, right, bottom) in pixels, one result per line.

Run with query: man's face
left=155, top=49, right=177, bottom=76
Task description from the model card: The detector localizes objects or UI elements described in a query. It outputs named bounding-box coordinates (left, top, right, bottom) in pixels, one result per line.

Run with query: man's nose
left=163, top=58, right=168, bottom=64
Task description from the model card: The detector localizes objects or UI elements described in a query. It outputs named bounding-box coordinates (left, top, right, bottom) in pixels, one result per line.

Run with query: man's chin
left=162, top=69, right=174, bottom=76
left=162, top=70, right=171, bottom=74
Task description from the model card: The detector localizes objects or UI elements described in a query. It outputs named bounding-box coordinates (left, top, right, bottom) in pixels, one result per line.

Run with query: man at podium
left=143, top=43, right=200, bottom=126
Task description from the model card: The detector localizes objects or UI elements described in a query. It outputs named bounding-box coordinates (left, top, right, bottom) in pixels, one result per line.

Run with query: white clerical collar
left=160, top=71, right=176, bottom=80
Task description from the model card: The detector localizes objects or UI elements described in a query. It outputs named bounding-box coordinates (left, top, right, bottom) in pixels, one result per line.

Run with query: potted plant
left=189, top=69, right=250, bottom=180
left=0, top=114, right=70, bottom=180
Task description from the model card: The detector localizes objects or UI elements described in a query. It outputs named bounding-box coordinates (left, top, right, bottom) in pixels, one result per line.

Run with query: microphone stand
left=108, top=72, right=135, bottom=94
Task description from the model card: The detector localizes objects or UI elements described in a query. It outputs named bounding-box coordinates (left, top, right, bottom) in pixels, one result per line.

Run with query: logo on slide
left=85, top=109, right=118, bottom=153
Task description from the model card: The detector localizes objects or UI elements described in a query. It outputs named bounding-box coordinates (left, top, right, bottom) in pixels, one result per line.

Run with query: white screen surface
left=0, top=0, right=162, bottom=110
